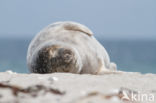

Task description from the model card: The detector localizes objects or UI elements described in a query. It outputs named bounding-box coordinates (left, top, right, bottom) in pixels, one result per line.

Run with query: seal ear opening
left=63, top=22, right=93, bottom=36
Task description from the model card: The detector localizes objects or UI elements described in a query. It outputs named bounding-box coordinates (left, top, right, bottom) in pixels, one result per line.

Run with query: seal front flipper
left=97, top=68, right=124, bottom=75
left=96, top=64, right=122, bottom=75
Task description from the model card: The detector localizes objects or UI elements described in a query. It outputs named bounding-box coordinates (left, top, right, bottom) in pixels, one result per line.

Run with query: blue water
left=0, top=38, right=156, bottom=73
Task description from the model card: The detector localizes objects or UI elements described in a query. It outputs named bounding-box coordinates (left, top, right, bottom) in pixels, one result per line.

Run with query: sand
left=0, top=71, right=156, bottom=103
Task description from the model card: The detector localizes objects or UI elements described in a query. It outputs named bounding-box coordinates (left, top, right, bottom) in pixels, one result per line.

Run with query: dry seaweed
left=0, top=83, right=65, bottom=97
left=72, top=87, right=139, bottom=103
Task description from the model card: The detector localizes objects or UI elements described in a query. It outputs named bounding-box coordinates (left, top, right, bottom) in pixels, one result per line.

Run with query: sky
left=0, top=0, right=155, bottom=40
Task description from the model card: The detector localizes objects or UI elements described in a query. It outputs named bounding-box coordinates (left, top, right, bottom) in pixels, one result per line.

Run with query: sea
left=0, top=38, right=156, bottom=74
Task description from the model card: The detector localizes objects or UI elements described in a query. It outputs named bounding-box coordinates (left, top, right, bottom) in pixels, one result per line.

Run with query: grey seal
left=27, top=21, right=117, bottom=74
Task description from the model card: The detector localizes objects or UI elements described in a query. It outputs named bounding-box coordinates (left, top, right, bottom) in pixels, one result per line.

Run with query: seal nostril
left=64, top=54, right=70, bottom=58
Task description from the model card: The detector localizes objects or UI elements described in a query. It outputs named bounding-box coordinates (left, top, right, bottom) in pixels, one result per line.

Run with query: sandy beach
left=0, top=71, right=155, bottom=103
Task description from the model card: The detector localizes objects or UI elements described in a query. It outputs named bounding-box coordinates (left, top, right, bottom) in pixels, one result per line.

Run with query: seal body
left=27, top=21, right=117, bottom=74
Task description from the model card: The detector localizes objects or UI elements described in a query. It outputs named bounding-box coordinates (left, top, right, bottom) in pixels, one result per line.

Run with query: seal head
left=31, top=45, right=82, bottom=74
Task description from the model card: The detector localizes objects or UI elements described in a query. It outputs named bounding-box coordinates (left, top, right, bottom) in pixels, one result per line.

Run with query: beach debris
left=0, top=83, right=65, bottom=97
left=72, top=87, right=139, bottom=103
left=104, top=87, right=138, bottom=102
left=52, top=77, right=58, bottom=81
left=48, top=76, right=59, bottom=84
